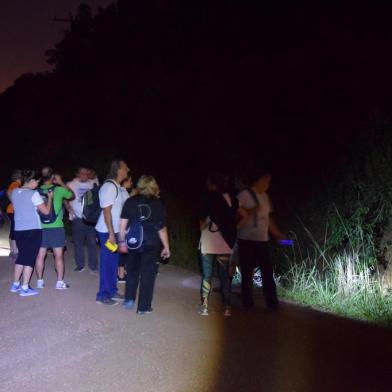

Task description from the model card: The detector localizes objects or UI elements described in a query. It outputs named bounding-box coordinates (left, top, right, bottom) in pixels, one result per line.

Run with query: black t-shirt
left=121, top=194, right=166, bottom=249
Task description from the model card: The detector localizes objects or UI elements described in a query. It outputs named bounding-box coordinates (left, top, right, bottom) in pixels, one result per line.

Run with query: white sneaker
left=36, top=279, right=45, bottom=289
left=56, top=281, right=70, bottom=290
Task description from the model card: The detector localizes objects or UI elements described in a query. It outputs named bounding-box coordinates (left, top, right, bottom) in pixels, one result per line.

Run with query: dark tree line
left=1, top=1, right=392, bottom=200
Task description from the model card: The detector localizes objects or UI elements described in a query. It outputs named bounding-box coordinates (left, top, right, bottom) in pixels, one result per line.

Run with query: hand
left=160, top=247, right=170, bottom=259
left=108, top=233, right=116, bottom=245
left=118, top=243, right=128, bottom=254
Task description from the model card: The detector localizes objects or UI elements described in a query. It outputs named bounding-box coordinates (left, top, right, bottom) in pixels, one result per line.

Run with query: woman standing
left=118, top=175, right=170, bottom=314
left=198, top=172, right=239, bottom=317
left=9, top=170, right=53, bottom=296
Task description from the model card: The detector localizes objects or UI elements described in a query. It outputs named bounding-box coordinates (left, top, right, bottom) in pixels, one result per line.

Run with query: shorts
left=41, top=228, right=66, bottom=249
left=14, top=229, right=42, bottom=267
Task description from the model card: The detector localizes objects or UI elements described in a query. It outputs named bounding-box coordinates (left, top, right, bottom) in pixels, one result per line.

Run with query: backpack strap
left=104, top=180, right=119, bottom=200
left=246, top=187, right=259, bottom=228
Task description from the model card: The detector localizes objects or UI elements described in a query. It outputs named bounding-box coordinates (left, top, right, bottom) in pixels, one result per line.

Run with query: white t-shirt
left=95, top=180, right=129, bottom=233
left=11, top=188, right=44, bottom=231
left=199, top=193, right=233, bottom=255
left=67, top=178, right=95, bottom=219
left=237, top=189, right=272, bottom=242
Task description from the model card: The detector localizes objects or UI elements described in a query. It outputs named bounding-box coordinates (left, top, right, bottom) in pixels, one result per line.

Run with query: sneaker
left=117, top=276, right=126, bottom=284
left=137, top=309, right=153, bottom=315
left=198, top=305, right=209, bottom=316
left=96, top=298, right=118, bottom=306
left=56, top=281, right=70, bottom=290
left=112, top=293, right=125, bottom=301
left=19, top=286, right=39, bottom=297
left=74, top=266, right=85, bottom=272
left=10, top=282, right=21, bottom=293
left=122, top=299, right=135, bottom=310
left=36, top=279, right=45, bottom=289
left=224, top=306, right=232, bottom=317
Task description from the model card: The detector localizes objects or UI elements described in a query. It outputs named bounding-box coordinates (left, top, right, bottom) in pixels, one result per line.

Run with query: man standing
left=66, top=167, right=98, bottom=272
left=35, top=167, right=74, bottom=289
left=95, top=160, right=130, bottom=305
left=237, top=171, right=286, bottom=311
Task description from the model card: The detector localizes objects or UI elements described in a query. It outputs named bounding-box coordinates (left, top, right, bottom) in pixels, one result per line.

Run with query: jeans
left=124, top=249, right=159, bottom=312
left=72, top=218, right=98, bottom=270
left=200, top=253, right=231, bottom=307
left=96, top=232, right=119, bottom=301
left=238, top=239, right=278, bottom=309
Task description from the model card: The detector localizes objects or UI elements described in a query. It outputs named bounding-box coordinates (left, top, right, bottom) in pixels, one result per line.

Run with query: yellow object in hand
left=105, top=240, right=118, bottom=252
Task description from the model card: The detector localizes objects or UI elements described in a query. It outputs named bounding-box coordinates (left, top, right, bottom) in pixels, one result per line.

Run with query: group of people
left=3, top=161, right=286, bottom=316
left=198, top=170, right=286, bottom=316
left=4, top=160, right=170, bottom=314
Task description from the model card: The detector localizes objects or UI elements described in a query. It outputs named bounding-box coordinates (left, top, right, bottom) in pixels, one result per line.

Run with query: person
left=117, top=177, right=137, bottom=283
left=95, top=160, right=130, bottom=305
left=35, top=167, right=74, bottom=289
left=9, top=170, right=53, bottom=296
left=6, top=169, right=22, bottom=260
left=237, top=170, right=286, bottom=311
left=88, top=169, right=100, bottom=186
left=198, top=172, right=239, bottom=317
left=66, top=167, right=98, bottom=272
left=119, top=175, right=170, bottom=314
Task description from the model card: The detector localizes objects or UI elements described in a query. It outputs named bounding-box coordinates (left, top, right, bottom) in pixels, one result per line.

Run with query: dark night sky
left=0, top=0, right=113, bottom=93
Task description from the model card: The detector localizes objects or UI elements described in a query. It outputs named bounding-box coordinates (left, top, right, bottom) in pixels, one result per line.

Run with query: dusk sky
left=0, top=0, right=113, bottom=92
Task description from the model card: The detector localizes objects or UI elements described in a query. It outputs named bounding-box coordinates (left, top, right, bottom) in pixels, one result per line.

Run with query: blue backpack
left=126, top=204, right=152, bottom=252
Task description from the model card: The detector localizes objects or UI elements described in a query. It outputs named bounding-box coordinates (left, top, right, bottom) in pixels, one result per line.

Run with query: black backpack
left=37, top=185, right=59, bottom=224
left=0, top=188, right=11, bottom=212
left=82, top=180, right=118, bottom=225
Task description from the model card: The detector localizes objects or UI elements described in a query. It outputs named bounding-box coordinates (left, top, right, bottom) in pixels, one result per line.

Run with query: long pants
left=72, top=218, right=98, bottom=270
left=200, top=253, right=231, bottom=306
left=96, top=232, right=118, bottom=301
left=124, top=249, right=159, bottom=312
left=238, top=239, right=278, bottom=310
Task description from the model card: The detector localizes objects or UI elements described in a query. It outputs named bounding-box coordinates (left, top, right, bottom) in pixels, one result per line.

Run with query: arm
left=36, top=192, right=54, bottom=215
left=54, top=174, right=75, bottom=201
left=268, top=215, right=286, bottom=241
left=118, top=218, right=129, bottom=253
left=158, top=227, right=170, bottom=259
left=236, top=207, right=249, bottom=229
left=103, top=205, right=116, bottom=244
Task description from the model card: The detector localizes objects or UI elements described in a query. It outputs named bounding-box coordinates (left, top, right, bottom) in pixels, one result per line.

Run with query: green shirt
left=39, top=184, right=73, bottom=229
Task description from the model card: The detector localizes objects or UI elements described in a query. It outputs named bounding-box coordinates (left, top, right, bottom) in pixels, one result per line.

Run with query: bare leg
left=53, top=247, right=65, bottom=281
left=14, top=264, right=23, bottom=282
left=35, top=247, right=47, bottom=280
left=21, top=266, right=34, bottom=286
left=118, top=266, right=125, bottom=279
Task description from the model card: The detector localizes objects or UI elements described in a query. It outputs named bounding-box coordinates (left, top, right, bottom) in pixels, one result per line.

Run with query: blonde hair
left=137, top=175, right=160, bottom=197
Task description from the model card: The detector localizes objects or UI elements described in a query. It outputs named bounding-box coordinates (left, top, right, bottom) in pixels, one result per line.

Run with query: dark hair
left=21, top=170, right=40, bottom=185
left=10, top=169, right=22, bottom=182
left=41, top=166, right=54, bottom=181
left=249, top=169, right=272, bottom=185
left=107, top=159, right=123, bottom=180
left=207, top=172, right=228, bottom=192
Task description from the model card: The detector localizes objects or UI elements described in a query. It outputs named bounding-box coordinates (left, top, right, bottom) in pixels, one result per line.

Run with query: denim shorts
left=41, top=228, right=66, bottom=248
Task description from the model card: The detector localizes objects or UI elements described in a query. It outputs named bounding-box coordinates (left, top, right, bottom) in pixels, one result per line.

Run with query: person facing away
left=95, top=159, right=130, bottom=305
left=9, top=170, right=53, bottom=296
left=236, top=170, right=286, bottom=311
left=66, top=166, right=99, bottom=272
left=6, top=169, right=22, bottom=260
left=118, top=175, right=170, bottom=315
left=35, top=167, right=74, bottom=290
left=198, top=172, right=239, bottom=317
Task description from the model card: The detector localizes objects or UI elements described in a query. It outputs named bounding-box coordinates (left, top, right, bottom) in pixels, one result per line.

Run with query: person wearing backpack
left=118, top=175, right=170, bottom=314
left=66, top=167, right=98, bottom=272
left=9, top=170, right=53, bottom=296
left=237, top=170, right=286, bottom=312
left=95, top=160, right=130, bottom=305
left=198, top=172, right=239, bottom=317
left=5, top=169, right=22, bottom=260
left=35, top=167, right=74, bottom=290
